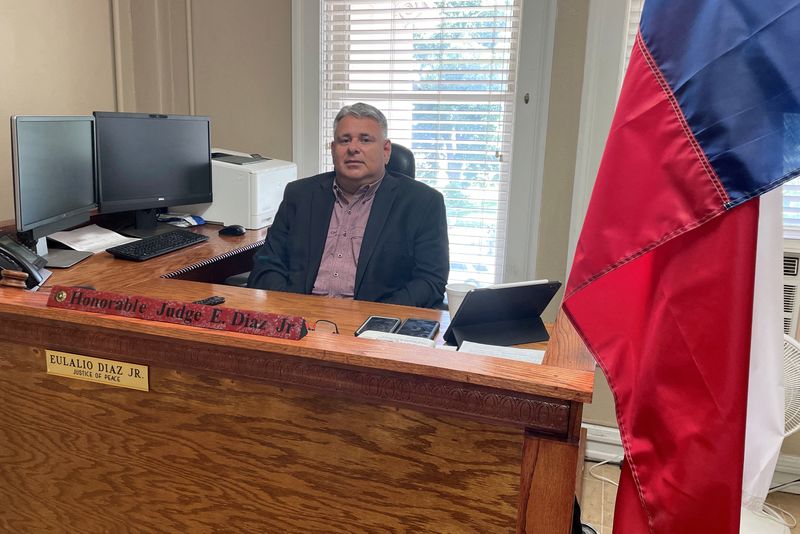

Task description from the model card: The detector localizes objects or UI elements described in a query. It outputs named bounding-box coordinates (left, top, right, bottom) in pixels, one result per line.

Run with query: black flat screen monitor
left=94, top=112, right=211, bottom=234
left=11, top=115, right=97, bottom=267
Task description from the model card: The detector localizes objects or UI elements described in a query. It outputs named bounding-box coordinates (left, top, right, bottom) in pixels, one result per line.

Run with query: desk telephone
left=0, top=236, right=45, bottom=289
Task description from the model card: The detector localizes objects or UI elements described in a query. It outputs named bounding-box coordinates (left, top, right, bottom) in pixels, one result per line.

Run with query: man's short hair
left=334, top=103, right=388, bottom=138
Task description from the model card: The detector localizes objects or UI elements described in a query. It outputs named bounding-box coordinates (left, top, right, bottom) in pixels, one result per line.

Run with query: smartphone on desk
left=355, top=316, right=401, bottom=336
left=395, top=318, right=440, bottom=339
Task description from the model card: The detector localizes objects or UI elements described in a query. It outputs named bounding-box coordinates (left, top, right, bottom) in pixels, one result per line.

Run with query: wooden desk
left=0, top=229, right=593, bottom=533
left=43, top=224, right=267, bottom=290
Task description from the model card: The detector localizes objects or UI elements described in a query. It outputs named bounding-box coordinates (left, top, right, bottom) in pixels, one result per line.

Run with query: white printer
left=176, top=148, right=297, bottom=230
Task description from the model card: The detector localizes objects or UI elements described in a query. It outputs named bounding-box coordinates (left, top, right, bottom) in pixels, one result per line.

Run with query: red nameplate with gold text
left=47, top=285, right=307, bottom=340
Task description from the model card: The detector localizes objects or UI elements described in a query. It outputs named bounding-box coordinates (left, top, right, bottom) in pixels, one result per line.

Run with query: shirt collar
left=333, top=172, right=385, bottom=205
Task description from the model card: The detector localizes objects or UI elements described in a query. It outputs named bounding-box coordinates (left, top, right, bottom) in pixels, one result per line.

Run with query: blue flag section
left=641, top=1, right=800, bottom=206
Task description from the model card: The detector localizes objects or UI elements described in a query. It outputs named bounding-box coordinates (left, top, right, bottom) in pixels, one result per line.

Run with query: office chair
left=224, top=144, right=417, bottom=288
left=386, top=143, right=415, bottom=179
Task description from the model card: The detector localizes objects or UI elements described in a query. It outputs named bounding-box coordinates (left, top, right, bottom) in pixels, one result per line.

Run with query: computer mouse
left=219, top=224, right=246, bottom=236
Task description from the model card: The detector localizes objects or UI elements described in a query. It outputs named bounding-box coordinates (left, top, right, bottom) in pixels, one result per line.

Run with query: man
left=247, top=103, right=449, bottom=308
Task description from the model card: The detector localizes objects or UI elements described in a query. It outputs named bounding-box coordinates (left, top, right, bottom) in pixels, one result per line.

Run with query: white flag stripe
left=742, top=187, right=785, bottom=510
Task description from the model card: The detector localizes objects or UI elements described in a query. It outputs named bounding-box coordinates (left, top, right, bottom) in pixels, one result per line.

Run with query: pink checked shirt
left=312, top=176, right=384, bottom=298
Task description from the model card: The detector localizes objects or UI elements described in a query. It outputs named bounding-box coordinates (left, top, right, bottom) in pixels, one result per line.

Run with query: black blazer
left=247, top=171, right=449, bottom=308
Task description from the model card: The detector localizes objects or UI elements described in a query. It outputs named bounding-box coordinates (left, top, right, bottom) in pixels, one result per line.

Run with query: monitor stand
left=117, top=209, right=176, bottom=238
left=36, top=239, right=93, bottom=269
left=44, top=249, right=94, bottom=269
left=95, top=209, right=175, bottom=238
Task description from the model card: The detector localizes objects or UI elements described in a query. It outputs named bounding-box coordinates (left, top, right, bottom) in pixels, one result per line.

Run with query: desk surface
left=43, top=224, right=267, bottom=289
left=17, top=223, right=593, bottom=403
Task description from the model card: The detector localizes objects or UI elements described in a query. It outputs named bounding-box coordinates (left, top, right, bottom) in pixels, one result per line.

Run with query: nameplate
left=45, top=349, right=149, bottom=391
left=47, top=285, right=308, bottom=340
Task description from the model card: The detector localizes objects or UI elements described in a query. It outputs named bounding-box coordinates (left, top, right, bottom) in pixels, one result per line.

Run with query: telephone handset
left=0, top=237, right=45, bottom=289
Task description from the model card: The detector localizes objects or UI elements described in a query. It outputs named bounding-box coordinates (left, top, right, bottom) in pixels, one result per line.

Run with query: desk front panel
left=0, top=339, right=522, bottom=533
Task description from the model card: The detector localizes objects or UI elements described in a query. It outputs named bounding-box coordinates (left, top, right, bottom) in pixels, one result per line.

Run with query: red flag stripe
left=567, top=35, right=726, bottom=298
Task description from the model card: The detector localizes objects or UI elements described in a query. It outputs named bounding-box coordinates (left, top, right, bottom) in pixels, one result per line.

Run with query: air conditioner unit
left=785, top=250, right=800, bottom=336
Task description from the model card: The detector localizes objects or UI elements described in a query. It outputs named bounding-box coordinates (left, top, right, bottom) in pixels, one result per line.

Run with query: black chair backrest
left=386, top=143, right=415, bottom=179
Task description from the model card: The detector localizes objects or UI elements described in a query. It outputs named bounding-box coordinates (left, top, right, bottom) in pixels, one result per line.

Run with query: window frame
left=568, top=0, right=643, bottom=270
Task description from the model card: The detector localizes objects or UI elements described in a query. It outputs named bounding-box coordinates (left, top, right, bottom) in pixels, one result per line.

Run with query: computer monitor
left=11, top=115, right=97, bottom=268
left=94, top=112, right=212, bottom=236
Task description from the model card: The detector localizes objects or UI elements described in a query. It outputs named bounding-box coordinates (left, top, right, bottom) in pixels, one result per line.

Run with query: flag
left=563, top=1, right=800, bottom=532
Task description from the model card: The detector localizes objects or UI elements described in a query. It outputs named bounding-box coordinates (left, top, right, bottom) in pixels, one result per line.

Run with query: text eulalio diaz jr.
left=47, top=285, right=307, bottom=340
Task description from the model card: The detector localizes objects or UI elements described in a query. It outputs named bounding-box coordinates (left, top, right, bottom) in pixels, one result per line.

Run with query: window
left=784, top=116, right=800, bottom=238
left=320, top=0, right=522, bottom=285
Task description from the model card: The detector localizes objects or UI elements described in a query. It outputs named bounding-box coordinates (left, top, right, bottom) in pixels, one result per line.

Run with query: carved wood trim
left=0, top=312, right=572, bottom=436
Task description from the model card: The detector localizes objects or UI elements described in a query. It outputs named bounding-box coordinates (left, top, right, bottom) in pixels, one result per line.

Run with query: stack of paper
left=47, top=225, right=139, bottom=254
left=457, top=341, right=544, bottom=364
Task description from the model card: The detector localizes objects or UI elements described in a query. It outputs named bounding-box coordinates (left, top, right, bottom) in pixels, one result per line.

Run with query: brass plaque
left=45, top=350, right=149, bottom=391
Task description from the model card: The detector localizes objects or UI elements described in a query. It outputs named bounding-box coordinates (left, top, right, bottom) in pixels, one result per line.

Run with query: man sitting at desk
left=247, top=103, right=449, bottom=308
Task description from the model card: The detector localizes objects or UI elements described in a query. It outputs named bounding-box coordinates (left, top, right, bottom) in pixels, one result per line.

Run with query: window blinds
left=320, top=0, right=522, bottom=285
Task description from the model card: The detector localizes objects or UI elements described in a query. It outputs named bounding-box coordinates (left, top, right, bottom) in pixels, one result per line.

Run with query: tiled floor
left=579, top=461, right=621, bottom=534
left=580, top=461, right=800, bottom=533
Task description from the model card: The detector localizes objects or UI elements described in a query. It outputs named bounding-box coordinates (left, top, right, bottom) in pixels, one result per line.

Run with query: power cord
left=587, top=456, right=623, bottom=487
left=754, top=501, right=797, bottom=529
left=764, top=476, right=800, bottom=527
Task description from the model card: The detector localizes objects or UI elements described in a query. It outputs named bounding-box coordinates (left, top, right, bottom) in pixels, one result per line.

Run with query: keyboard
left=106, top=229, right=209, bottom=261
left=357, top=330, right=436, bottom=348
